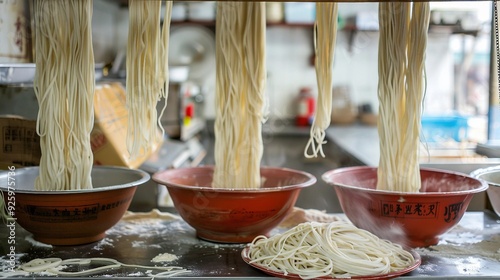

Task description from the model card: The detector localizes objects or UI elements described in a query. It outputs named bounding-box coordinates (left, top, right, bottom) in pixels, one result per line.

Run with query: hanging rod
left=117, top=0, right=488, bottom=4
left=177, top=0, right=482, bottom=2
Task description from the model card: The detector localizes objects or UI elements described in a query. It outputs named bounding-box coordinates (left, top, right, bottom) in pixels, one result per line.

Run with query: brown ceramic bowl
left=152, top=166, right=316, bottom=243
left=322, top=166, right=488, bottom=248
left=0, top=166, right=149, bottom=245
left=470, top=165, right=500, bottom=217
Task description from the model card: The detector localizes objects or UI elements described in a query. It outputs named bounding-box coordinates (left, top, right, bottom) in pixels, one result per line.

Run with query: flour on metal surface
left=416, top=225, right=500, bottom=261
left=92, top=237, right=114, bottom=251
left=151, top=253, right=178, bottom=263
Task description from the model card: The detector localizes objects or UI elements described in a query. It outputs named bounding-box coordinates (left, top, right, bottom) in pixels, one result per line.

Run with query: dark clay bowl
left=0, top=166, right=149, bottom=245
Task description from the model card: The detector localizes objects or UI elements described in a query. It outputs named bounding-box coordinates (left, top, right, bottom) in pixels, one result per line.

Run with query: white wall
left=196, top=4, right=457, bottom=120
left=205, top=26, right=454, bottom=120
left=92, top=0, right=121, bottom=63
left=91, top=1, right=474, bottom=121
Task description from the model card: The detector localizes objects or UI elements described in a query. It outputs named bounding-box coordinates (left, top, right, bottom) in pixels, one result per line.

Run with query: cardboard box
left=0, top=82, right=160, bottom=170
left=91, top=82, right=161, bottom=168
left=0, top=116, right=41, bottom=169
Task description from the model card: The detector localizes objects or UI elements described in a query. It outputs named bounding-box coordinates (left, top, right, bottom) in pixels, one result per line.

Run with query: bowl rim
left=0, top=166, right=150, bottom=194
left=322, top=166, right=489, bottom=195
left=470, top=165, right=500, bottom=188
left=152, top=165, right=317, bottom=193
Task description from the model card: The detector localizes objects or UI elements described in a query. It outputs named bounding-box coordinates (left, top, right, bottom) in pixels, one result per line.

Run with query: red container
left=153, top=166, right=316, bottom=243
left=295, top=87, right=315, bottom=127
left=322, top=166, right=488, bottom=247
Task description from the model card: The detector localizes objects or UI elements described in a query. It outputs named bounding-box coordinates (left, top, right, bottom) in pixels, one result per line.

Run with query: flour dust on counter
left=1, top=209, right=500, bottom=278
left=11, top=208, right=349, bottom=278
left=416, top=220, right=500, bottom=261
left=106, top=209, right=182, bottom=241
left=152, top=253, right=178, bottom=263
left=132, top=240, right=162, bottom=249
left=0, top=209, right=191, bottom=278
left=0, top=253, right=25, bottom=277
left=411, top=212, right=500, bottom=277
left=92, top=237, right=114, bottom=251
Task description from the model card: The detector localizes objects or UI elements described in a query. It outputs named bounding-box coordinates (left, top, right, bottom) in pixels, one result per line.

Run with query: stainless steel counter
left=326, top=125, right=500, bottom=168
left=1, top=211, right=499, bottom=279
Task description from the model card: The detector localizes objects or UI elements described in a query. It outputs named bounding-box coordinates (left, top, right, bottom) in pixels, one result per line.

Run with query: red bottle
left=295, top=87, right=315, bottom=127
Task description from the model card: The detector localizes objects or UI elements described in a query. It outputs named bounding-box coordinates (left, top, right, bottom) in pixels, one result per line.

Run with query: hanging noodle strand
left=126, top=0, right=172, bottom=158
left=33, top=0, right=95, bottom=191
left=158, top=1, right=173, bottom=132
left=305, top=3, right=338, bottom=158
left=377, top=2, right=429, bottom=192
left=401, top=2, right=430, bottom=192
left=212, top=2, right=267, bottom=189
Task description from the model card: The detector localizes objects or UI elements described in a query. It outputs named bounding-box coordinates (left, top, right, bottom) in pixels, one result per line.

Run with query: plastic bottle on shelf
left=295, top=87, right=315, bottom=127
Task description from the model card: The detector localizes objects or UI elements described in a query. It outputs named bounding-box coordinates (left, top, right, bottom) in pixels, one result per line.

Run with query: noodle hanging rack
left=150, top=0, right=486, bottom=2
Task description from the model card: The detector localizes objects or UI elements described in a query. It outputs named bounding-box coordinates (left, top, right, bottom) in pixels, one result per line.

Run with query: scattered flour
left=131, top=240, right=145, bottom=248
left=126, top=271, right=145, bottom=277
left=131, top=240, right=161, bottom=249
left=106, top=209, right=182, bottom=239
left=151, top=253, right=178, bottom=263
left=0, top=253, right=25, bottom=276
left=416, top=235, right=500, bottom=261
left=92, top=237, right=114, bottom=251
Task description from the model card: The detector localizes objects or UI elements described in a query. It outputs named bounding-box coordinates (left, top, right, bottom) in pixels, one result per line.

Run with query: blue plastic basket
left=421, top=115, right=468, bottom=142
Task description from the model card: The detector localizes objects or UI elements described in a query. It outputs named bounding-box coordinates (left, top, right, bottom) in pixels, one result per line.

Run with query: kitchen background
left=0, top=0, right=494, bottom=139
left=88, top=1, right=493, bottom=138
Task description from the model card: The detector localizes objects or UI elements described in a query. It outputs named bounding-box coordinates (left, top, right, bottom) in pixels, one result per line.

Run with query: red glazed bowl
left=152, top=166, right=316, bottom=243
left=0, top=166, right=149, bottom=245
left=322, top=166, right=488, bottom=248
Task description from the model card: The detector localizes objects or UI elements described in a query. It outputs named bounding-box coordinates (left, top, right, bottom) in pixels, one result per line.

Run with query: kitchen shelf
left=115, top=0, right=474, bottom=9
left=171, top=20, right=215, bottom=27
left=171, top=20, right=314, bottom=28
left=117, top=0, right=478, bottom=5
left=343, top=22, right=483, bottom=52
